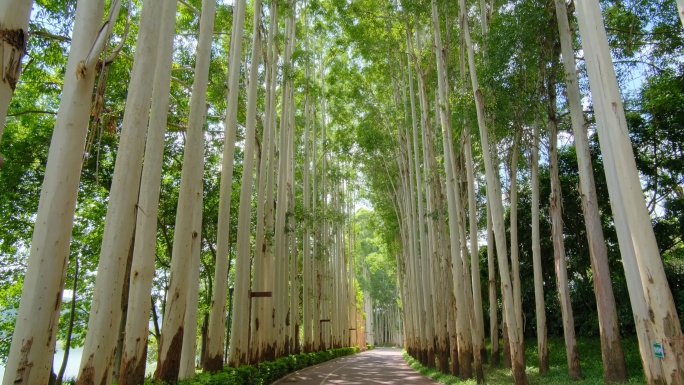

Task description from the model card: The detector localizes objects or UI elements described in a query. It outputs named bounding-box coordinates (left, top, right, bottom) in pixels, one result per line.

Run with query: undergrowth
left=404, top=337, right=647, bottom=384
left=142, top=346, right=359, bottom=385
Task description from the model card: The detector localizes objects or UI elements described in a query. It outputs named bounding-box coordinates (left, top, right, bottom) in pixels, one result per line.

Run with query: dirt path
left=274, top=347, right=439, bottom=384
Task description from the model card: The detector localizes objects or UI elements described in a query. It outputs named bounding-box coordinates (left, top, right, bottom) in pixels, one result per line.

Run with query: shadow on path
left=275, top=347, right=439, bottom=384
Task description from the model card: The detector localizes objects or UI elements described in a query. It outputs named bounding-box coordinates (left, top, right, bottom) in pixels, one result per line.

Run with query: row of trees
left=1, top=0, right=366, bottom=384
left=344, top=0, right=684, bottom=385
left=2, top=0, right=684, bottom=385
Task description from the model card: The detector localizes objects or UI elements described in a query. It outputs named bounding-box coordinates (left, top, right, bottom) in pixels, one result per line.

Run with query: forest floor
left=404, top=336, right=647, bottom=384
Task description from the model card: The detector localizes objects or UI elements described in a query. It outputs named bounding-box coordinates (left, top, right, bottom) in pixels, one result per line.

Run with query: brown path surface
left=274, top=347, right=439, bottom=384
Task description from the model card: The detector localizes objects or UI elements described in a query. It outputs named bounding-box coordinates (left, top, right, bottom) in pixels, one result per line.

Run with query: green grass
left=404, top=337, right=647, bottom=384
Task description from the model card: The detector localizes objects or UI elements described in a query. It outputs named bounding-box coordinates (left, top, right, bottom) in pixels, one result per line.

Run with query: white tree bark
left=458, top=1, right=527, bottom=382
left=155, top=0, right=214, bottom=379
left=432, top=0, right=472, bottom=377
left=530, top=122, right=549, bottom=374
left=274, top=0, right=296, bottom=357
left=548, top=96, right=582, bottom=380
left=228, top=0, right=262, bottom=365
left=0, top=0, right=33, bottom=146
left=251, top=0, right=277, bottom=362
left=554, top=2, right=627, bottom=381
left=118, top=2, right=177, bottom=383
left=486, top=203, right=499, bottom=366
left=464, top=132, right=485, bottom=364
left=77, top=2, right=162, bottom=384
left=509, top=128, right=523, bottom=347
left=205, top=0, right=247, bottom=370
left=302, top=12, right=313, bottom=351
left=179, top=201, right=203, bottom=379
left=575, top=3, right=684, bottom=382
left=2, top=1, right=111, bottom=384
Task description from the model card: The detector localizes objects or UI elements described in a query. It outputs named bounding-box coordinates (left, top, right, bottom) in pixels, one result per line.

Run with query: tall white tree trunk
left=548, top=82, right=582, bottom=379
left=0, top=0, right=33, bottom=147
left=431, top=0, right=473, bottom=377
left=554, top=2, right=627, bottom=381
left=251, top=0, right=277, bottom=362
left=530, top=122, right=549, bottom=374
left=464, top=132, right=485, bottom=365
left=2, top=1, right=111, bottom=384
left=677, top=0, right=684, bottom=26
left=575, top=3, right=684, bottom=383
left=458, top=1, right=527, bottom=382
left=179, top=201, right=203, bottom=379
left=205, top=0, right=247, bottom=370
left=118, top=2, right=178, bottom=383
left=228, top=0, right=262, bottom=366
left=263, top=0, right=279, bottom=359
left=155, top=0, right=214, bottom=379
left=287, top=59, right=299, bottom=353
left=77, top=2, right=162, bottom=384
left=509, top=128, right=523, bottom=350
left=302, top=14, right=313, bottom=351
left=486, top=203, right=499, bottom=367
left=274, top=0, right=295, bottom=357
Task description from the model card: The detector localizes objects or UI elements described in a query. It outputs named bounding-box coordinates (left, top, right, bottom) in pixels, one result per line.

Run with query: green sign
left=653, top=342, right=665, bottom=359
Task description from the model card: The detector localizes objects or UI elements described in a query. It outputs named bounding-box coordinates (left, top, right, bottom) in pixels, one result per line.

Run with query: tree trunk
left=554, top=2, right=628, bottom=382
left=251, top=0, right=276, bottom=362
left=509, top=127, right=524, bottom=352
left=2, top=1, right=114, bottom=383
left=302, top=7, right=313, bottom=353
left=464, top=132, right=486, bottom=365
left=274, top=0, right=295, bottom=358
left=75, top=2, right=161, bottom=384
left=431, top=0, right=473, bottom=378
left=530, top=122, right=549, bottom=374
left=179, top=203, right=203, bottom=379
left=487, top=203, right=500, bottom=367
left=113, top=235, right=135, bottom=380
left=56, top=258, right=79, bottom=385
left=155, top=0, right=214, bottom=379
left=227, top=0, right=261, bottom=366
left=575, top=3, right=684, bottom=383
left=458, top=1, right=527, bottom=383
left=547, top=66, right=582, bottom=380
left=118, top=2, right=177, bottom=383
left=205, top=0, right=247, bottom=370
left=0, top=0, right=32, bottom=145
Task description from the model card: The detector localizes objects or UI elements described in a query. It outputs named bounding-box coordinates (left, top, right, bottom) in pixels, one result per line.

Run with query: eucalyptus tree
left=553, top=1, right=627, bottom=381
left=547, top=59, right=582, bottom=379
left=2, top=1, right=121, bottom=383
left=529, top=122, right=549, bottom=373
left=405, top=21, right=434, bottom=367
left=302, top=6, right=314, bottom=352
left=205, top=0, right=247, bottom=370
left=508, top=128, right=523, bottom=346
left=229, top=0, right=264, bottom=366
left=155, top=0, right=215, bottom=379
left=431, top=0, right=473, bottom=377
left=458, top=0, right=527, bottom=382
left=274, top=0, right=297, bottom=357
left=575, top=3, right=684, bottom=383
left=76, top=2, right=164, bottom=383
left=251, top=0, right=278, bottom=363
left=0, top=0, right=33, bottom=146
left=118, top=2, right=178, bottom=383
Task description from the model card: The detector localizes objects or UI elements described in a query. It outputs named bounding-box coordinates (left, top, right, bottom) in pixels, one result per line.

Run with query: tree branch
left=7, top=109, right=57, bottom=117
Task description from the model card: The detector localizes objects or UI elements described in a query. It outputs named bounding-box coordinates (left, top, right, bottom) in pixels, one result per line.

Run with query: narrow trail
left=275, top=347, right=439, bottom=384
